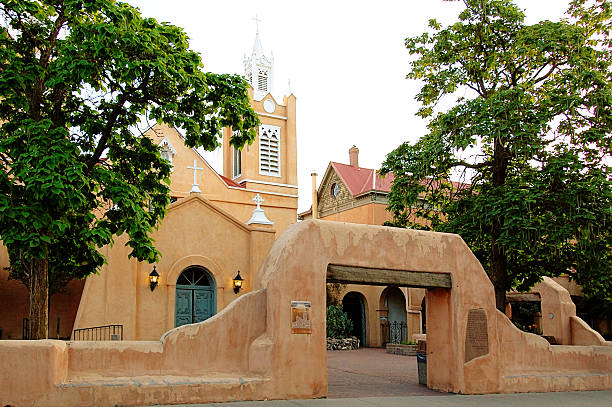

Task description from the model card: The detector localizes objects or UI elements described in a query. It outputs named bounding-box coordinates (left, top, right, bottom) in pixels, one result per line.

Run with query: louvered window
left=259, top=125, right=280, bottom=177
left=258, top=69, right=268, bottom=92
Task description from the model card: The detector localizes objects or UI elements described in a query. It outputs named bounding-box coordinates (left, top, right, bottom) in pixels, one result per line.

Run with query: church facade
left=0, top=32, right=297, bottom=341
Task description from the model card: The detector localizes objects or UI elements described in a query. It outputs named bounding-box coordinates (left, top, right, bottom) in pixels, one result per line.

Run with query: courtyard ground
left=326, top=347, right=443, bottom=398
left=149, top=347, right=612, bottom=406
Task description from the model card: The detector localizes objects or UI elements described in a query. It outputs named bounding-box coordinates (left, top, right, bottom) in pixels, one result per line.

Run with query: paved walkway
left=155, top=392, right=612, bottom=407
left=327, top=348, right=440, bottom=397
left=151, top=348, right=612, bottom=406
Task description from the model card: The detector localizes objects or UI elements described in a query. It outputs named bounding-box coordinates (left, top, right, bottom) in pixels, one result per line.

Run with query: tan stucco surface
left=1, top=221, right=610, bottom=406
left=72, top=194, right=276, bottom=341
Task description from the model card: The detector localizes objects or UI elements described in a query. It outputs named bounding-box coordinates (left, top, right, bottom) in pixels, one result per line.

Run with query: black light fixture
left=233, top=270, right=243, bottom=294
left=149, top=266, right=160, bottom=291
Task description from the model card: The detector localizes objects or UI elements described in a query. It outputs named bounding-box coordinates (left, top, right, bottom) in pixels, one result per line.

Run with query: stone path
left=327, top=347, right=444, bottom=398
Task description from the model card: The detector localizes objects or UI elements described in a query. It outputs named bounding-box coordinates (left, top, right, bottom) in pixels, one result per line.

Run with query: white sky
left=127, top=0, right=571, bottom=212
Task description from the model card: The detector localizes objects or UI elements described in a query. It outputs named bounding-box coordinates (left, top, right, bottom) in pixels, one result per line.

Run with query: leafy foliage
left=381, top=0, right=611, bottom=310
left=326, top=305, right=354, bottom=339
left=0, top=0, right=259, bottom=336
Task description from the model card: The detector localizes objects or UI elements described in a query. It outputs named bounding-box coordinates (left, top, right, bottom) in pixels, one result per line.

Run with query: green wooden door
left=175, top=289, right=193, bottom=327
left=174, top=267, right=216, bottom=327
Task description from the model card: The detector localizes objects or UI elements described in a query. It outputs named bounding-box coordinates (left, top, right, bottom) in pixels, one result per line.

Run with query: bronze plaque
left=465, top=308, right=489, bottom=362
left=291, top=301, right=312, bottom=334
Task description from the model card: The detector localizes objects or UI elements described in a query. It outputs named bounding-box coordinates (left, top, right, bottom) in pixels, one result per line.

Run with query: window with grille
left=233, top=146, right=242, bottom=178
left=257, top=69, right=268, bottom=92
left=259, top=124, right=280, bottom=177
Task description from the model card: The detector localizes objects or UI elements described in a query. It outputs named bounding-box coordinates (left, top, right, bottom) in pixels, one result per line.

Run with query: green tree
left=381, top=0, right=611, bottom=312
left=0, top=0, right=259, bottom=339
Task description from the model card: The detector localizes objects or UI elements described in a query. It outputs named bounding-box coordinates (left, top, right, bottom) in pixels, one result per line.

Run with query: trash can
left=416, top=340, right=427, bottom=385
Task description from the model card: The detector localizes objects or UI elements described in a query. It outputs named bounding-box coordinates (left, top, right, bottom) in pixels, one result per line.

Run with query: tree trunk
left=490, top=137, right=509, bottom=313
left=28, top=257, right=49, bottom=339
left=490, top=239, right=508, bottom=312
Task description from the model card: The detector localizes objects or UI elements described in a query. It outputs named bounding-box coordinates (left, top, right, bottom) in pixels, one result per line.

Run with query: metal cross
left=252, top=15, right=262, bottom=33
left=253, top=193, right=264, bottom=210
left=187, top=159, right=204, bottom=193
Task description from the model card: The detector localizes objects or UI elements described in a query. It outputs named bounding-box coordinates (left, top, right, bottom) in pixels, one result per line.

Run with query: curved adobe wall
left=254, top=220, right=611, bottom=395
left=1, top=220, right=610, bottom=407
left=255, top=219, right=500, bottom=394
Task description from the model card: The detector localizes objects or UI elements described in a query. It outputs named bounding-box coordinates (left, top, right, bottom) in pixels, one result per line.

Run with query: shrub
left=326, top=305, right=353, bottom=339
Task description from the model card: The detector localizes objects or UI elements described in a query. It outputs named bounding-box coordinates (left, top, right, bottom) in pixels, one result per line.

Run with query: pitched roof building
left=299, top=146, right=395, bottom=225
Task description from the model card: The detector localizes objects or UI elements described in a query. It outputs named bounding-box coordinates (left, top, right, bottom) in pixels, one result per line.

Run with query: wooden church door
left=175, top=266, right=216, bottom=327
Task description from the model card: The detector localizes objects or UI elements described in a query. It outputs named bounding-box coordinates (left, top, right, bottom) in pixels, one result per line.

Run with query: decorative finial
left=252, top=15, right=262, bottom=34
left=247, top=193, right=273, bottom=225
left=253, top=193, right=264, bottom=210
left=187, top=158, right=204, bottom=193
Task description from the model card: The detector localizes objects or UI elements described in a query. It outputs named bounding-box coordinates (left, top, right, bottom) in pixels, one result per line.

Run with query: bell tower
left=243, top=16, right=273, bottom=101
left=222, top=22, right=298, bottom=201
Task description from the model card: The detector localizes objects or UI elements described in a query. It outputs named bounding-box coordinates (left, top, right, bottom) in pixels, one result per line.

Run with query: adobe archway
left=341, top=291, right=367, bottom=346
left=255, top=220, right=611, bottom=396
left=3, top=220, right=610, bottom=407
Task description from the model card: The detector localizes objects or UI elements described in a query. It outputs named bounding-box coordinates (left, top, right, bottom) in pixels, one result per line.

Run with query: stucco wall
left=1, top=221, right=611, bottom=407
left=73, top=194, right=275, bottom=340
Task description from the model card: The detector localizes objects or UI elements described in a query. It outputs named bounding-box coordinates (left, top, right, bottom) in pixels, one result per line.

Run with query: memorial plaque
left=291, top=301, right=312, bottom=334
left=464, top=308, right=489, bottom=362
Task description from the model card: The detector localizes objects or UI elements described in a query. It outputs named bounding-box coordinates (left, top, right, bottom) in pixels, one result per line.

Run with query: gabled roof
left=330, top=161, right=469, bottom=198
left=331, top=162, right=394, bottom=196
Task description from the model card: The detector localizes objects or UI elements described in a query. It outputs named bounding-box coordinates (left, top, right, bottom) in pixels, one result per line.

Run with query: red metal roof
left=331, top=162, right=468, bottom=197
left=220, top=175, right=245, bottom=188
left=331, top=162, right=395, bottom=195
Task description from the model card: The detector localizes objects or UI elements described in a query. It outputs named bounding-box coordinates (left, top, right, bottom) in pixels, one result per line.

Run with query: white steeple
left=244, top=16, right=273, bottom=101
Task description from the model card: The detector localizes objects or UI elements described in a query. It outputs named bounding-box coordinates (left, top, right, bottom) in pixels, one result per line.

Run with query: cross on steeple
left=252, top=15, right=262, bottom=33
left=253, top=193, right=264, bottom=210
left=187, top=158, right=204, bottom=193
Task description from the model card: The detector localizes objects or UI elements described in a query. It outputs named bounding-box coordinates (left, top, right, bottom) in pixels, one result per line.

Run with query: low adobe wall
left=1, top=289, right=273, bottom=406
left=1, top=220, right=611, bottom=406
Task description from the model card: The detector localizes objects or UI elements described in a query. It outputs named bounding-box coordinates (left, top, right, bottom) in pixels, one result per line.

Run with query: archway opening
left=380, top=287, right=408, bottom=344
left=342, top=292, right=367, bottom=346
left=175, top=266, right=216, bottom=327
left=326, top=264, right=452, bottom=398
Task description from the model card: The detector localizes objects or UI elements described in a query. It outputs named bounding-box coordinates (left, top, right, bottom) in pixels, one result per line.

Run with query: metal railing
left=381, top=321, right=407, bottom=344
left=72, top=324, right=123, bottom=341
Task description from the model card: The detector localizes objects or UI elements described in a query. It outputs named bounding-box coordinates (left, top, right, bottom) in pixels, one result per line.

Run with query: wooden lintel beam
left=326, top=264, right=452, bottom=289
left=506, top=293, right=541, bottom=302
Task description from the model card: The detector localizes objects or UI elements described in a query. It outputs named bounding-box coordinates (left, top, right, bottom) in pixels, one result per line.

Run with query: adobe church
left=0, top=31, right=297, bottom=341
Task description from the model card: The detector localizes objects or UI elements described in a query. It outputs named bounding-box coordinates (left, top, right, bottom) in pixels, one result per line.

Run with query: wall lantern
left=233, top=270, right=244, bottom=294
left=149, top=266, right=160, bottom=291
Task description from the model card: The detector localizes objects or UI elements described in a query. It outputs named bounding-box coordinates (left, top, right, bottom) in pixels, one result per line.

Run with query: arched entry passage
left=381, top=287, right=407, bottom=343
left=175, top=266, right=216, bottom=327
left=342, top=292, right=367, bottom=346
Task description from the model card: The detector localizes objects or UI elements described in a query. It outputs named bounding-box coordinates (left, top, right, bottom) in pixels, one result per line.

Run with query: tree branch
left=86, top=93, right=128, bottom=171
